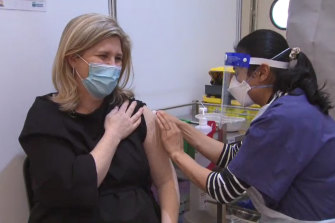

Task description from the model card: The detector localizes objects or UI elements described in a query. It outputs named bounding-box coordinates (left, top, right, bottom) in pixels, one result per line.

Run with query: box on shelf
left=229, top=100, right=260, bottom=123
left=202, top=95, right=223, bottom=113
left=202, top=96, right=261, bottom=124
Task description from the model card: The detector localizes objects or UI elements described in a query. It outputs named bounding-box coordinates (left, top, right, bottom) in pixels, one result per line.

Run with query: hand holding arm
left=157, top=111, right=224, bottom=164
left=156, top=111, right=211, bottom=191
left=91, top=100, right=143, bottom=186
left=156, top=111, right=248, bottom=205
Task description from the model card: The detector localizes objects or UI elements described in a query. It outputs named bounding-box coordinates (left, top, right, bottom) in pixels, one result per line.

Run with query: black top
left=19, top=93, right=160, bottom=223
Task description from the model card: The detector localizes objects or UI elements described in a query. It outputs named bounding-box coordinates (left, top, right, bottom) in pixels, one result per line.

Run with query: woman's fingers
left=133, top=117, right=142, bottom=128
left=104, top=101, right=146, bottom=141
left=130, top=107, right=143, bottom=123
left=157, top=112, right=171, bottom=130
left=125, top=101, right=137, bottom=116
left=109, top=106, right=119, bottom=115
left=156, top=113, right=165, bottom=131
left=119, top=100, right=130, bottom=113
left=169, top=121, right=179, bottom=132
left=156, top=111, right=184, bottom=158
left=158, top=110, right=179, bottom=124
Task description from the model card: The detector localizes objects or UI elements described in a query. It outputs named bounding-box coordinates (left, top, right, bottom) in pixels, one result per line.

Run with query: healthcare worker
left=156, top=29, right=335, bottom=222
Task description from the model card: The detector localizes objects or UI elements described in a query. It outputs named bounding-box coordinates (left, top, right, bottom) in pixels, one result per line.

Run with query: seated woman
left=19, top=13, right=179, bottom=223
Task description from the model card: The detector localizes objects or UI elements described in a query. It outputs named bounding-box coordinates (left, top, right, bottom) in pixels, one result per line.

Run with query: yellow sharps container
left=228, top=100, right=260, bottom=123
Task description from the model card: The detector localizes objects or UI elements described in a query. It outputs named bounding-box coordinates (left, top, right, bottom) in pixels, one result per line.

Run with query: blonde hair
left=52, top=13, right=134, bottom=111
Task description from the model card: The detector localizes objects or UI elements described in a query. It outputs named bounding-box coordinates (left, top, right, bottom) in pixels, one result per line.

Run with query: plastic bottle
left=195, top=117, right=212, bottom=135
left=193, top=107, right=216, bottom=215
left=195, top=107, right=212, bottom=135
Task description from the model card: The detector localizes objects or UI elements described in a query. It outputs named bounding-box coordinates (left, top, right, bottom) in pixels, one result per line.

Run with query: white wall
left=118, top=0, right=237, bottom=111
left=0, top=0, right=236, bottom=222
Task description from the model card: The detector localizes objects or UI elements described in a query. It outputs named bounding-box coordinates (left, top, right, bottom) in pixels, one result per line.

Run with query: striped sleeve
left=216, top=141, right=242, bottom=168
left=206, top=167, right=249, bottom=204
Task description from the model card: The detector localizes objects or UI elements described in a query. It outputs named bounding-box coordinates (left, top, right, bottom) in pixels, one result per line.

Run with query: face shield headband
left=225, top=52, right=289, bottom=69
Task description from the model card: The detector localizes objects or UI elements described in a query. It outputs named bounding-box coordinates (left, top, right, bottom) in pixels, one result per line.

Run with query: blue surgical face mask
left=75, top=55, right=121, bottom=99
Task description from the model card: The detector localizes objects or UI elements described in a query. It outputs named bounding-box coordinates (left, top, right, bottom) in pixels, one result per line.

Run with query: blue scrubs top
left=228, top=89, right=335, bottom=221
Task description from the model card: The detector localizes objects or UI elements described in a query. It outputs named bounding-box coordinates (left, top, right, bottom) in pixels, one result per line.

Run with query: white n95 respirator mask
left=227, top=75, right=255, bottom=107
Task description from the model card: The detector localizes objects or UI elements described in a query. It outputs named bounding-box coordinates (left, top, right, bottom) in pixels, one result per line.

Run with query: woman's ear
left=258, top=64, right=271, bottom=82
left=67, top=54, right=78, bottom=68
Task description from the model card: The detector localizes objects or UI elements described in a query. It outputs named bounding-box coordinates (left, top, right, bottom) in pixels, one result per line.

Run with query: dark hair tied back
left=237, top=29, right=333, bottom=115
left=274, top=50, right=333, bottom=114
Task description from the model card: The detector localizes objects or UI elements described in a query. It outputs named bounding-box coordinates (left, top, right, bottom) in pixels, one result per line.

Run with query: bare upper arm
left=142, top=106, right=176, bottom=187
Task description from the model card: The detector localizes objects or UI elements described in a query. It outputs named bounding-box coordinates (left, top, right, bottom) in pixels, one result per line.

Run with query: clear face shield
left=200, top=51, right=290, bottom=135
left=222, top=52, right=290, bottom=108
left=222, top=53, right=251, bottom=108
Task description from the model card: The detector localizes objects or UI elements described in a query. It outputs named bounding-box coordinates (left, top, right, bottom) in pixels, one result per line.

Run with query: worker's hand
left=156, top=111, right=184, bottom=158
left=104, top=101, right=143, bottom=140
left=157, top=110, right=183, bottom=126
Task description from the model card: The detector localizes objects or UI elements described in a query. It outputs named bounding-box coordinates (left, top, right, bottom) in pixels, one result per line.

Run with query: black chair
left=23, top=157, right=34, bottom=211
